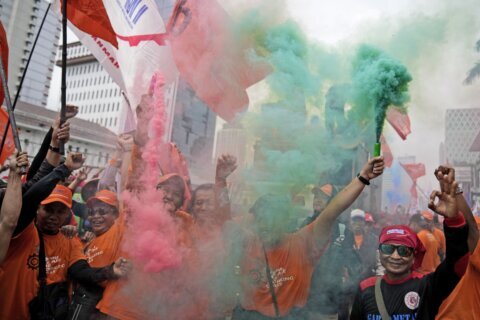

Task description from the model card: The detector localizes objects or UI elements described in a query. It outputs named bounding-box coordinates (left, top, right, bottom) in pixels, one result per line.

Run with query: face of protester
left=87, top=201, right=117, bottom=236
left=312, top=193, right=329, bottom=212
left=254, top=211, right=290, bottom=247
left=351, top=217, right=366, bottom=234
left=36, top=202, right=70, bottom=234
left=157, top=178, right=185, bottom=215
left=379, top=242, right=415, bottom=278
left=192, top=188, right=216, bottom=225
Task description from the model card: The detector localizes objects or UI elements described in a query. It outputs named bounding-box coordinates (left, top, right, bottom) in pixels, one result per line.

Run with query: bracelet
left=49, top=145, right=61, bottom=154
left=357, top=173, right=370, bottom=185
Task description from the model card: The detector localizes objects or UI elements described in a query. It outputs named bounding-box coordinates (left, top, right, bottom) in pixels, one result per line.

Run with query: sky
left=47, top=0, right=480, bottom=193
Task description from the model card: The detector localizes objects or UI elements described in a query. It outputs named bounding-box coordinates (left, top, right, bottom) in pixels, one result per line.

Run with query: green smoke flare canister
left=374, top=143, right=381, bottom=157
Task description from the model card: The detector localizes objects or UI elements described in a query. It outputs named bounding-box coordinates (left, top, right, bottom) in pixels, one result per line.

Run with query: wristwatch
left=455, top=186, right=463, bottom=195
left=357, top=173, right=370, bottom=186
left=49, top=145, right=61, bottom=154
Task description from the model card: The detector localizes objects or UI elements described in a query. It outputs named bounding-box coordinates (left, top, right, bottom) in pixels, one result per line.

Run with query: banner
left=53, top=0, right=178, bottom=136
left=387, top=107, right=411, bottom=140
left=168, top=0, right=270, bottom=121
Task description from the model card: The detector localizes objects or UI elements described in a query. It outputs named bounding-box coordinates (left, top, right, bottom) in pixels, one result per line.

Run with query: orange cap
left=421, top=210, right=434, bottom=221
left=87, top=189, right=119, bottom=209
left=312, top=184, right=333, bottom=197
left=41, top=184, right=73, bottom=208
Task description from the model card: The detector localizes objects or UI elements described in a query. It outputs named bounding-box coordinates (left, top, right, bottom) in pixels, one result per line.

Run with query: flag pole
left=0, top=51, right=26, bottom=174
left=0, top=3, right=51, bottom=155
left=59, top=0, right=67, bottom=154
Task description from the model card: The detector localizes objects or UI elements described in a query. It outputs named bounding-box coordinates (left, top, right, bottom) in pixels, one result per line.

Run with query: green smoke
left=351, top=45, right=412, bottom=142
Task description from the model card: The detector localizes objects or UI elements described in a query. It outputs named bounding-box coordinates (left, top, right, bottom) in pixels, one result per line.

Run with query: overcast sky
left=47, top=0, right=480, bottom=192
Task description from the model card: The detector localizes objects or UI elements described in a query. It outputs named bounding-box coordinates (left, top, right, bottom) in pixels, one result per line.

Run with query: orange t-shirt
left=436, top=241, right=480, bottom=319
left=84, top=220, right=124, bottom=289
left=240, top=223, right=324, bottom=317
left=433, top=227, right=446, bottom=257
left=417, top=229, right=441, bottom=274
left=0, top=223, right=85, bottom=320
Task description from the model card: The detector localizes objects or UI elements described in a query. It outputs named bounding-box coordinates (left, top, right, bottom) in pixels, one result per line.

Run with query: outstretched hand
left=428, top=178, right=459, bottom=219
left=359, top=156, right=385, bottom=181
left=75, top=167, right=92, bottom=182
left=216, top=154, right=237, bottom=181
left=65, top=152, right=85, bottom=171
left=113, top=257, right=132, bottom=278
left=60, top=225, right=78, bottom=239
left=8, top=151, right=29, bottom=175
left=434, top=165, right=455, bottom=194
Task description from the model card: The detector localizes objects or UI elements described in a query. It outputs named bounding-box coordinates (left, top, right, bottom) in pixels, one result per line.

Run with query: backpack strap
left=36, top=227, right=48, bottom=315
left=375, top=277, right=391, bottom=320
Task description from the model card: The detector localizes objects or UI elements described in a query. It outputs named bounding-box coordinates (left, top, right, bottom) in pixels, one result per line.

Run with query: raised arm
left=13, top=153, right=85, bottom=236
left=313, top=156, right=384, bottom=248
left=24, top=106, right=76, bottom=188
left=214, top=154, right=237, bottom=221
left=0, top=152, right=28, bottom=263
left=425, top=175, right=469, bottom=314
left=435, top=165, right=479, bottom=253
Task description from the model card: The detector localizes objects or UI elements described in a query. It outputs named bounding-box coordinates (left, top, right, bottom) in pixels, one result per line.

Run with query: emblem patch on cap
left=387, top=228, right=405, bottom=235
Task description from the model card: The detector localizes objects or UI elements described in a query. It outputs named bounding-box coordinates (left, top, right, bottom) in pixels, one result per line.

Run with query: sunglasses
left=87, top=208, right=115, bottom=217
left=379, top=244, right=414, bottom=257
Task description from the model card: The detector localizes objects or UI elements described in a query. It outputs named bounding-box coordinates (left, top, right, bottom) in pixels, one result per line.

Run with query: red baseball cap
left=380, top=225, right=426, bottom=270
left=40, top=184, right=73, bottom=208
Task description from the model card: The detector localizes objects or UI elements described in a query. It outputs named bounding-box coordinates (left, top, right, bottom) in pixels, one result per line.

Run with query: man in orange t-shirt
left=69, top=189, right=131, bottom=318
left=229, top=157, right=384, bottom=319
left=0, top=185, right=127, bottom=320
left=422, top=210, right=446, bottom=260
left=409, top=213, right=441, bottom=274
left=435, top=240, right=480, bottom=320
left=96, top=173, right=195, bottom=320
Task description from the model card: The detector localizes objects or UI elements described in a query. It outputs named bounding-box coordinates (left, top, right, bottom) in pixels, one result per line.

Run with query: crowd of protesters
left=0, top=100, right=478, bottom=320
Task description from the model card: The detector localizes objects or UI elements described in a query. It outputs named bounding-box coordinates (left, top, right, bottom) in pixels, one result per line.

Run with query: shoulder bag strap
left=36, top=227, right=48, bottom=314
left=262, top=245, right=280, bottom=318
left=375, top=276, right=391, bottom=320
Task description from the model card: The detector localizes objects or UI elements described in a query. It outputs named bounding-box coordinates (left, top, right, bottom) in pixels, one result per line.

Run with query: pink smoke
left=122, top=72, right=183, bottom=272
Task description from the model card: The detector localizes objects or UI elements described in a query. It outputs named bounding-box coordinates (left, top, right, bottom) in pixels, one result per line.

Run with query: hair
left=409, top=213, right=428, bottom=229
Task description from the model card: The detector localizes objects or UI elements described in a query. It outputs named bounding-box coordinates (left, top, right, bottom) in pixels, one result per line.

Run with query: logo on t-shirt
left=26, top=253, right=39, bottom=270
left=404, top=291, right=420, bottom=310
left=268, top=268, right=295, bottom=289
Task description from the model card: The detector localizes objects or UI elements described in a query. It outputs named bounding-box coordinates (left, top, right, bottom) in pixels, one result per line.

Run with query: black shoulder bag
left=28, top=229, right=69, bottom=320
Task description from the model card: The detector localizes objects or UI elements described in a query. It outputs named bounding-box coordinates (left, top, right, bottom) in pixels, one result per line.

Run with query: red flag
left=380, top=135, right=393, bottom=168
left=400, top=163, right=426, bottom=181
left=0, top=108, right=15, bottom=165
left=387, top=107, right=411, bottom=140
left=168, top=0, right=270, bottom=121
left=0, top=22, right=8, bottom=106
left=63, top=0, right=118, bottom=48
